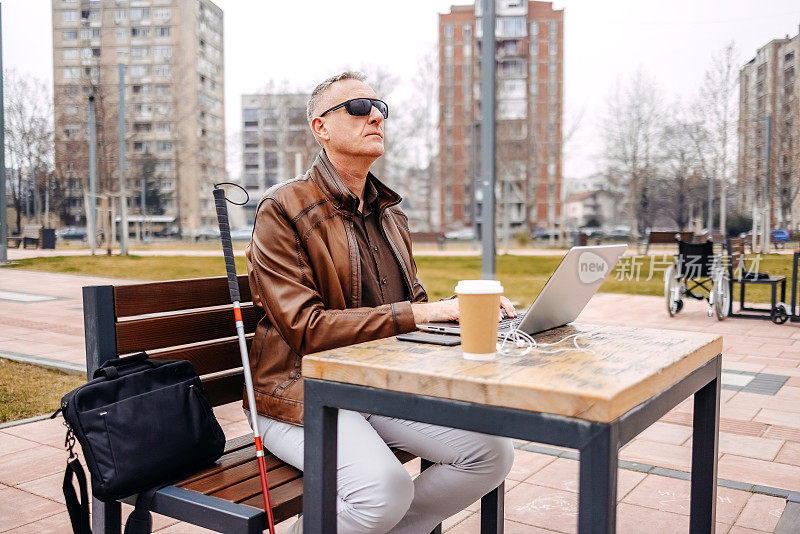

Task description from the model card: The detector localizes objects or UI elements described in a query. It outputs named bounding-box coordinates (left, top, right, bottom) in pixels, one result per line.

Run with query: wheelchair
left=664, top=240, right=730, bottom=320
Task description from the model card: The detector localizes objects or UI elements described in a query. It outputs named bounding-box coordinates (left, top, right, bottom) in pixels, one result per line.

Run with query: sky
left=3, top=0, right=800, bottom=180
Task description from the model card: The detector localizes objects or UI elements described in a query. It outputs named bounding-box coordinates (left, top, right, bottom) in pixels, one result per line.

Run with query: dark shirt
left=353, top=178, right=409, bottom=307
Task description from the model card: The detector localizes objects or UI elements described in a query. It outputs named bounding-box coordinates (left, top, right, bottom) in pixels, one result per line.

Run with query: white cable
left=497, top=329, right=595, bottom=356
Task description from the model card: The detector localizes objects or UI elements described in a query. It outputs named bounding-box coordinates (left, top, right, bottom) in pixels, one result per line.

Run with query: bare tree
left=656, top=106, right=706, bottom=230
left=691, top=42, right=739, bottom=235
left=4, top=70, right=55, bottom=232
left=601, top=70, right=663, bottom=240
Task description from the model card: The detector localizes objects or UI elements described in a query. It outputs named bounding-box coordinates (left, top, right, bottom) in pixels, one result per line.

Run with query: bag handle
left=94, top=352, right=152, bottom=380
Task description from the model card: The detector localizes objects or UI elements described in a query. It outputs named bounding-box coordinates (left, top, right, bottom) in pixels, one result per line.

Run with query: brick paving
left=1, top=266, right=799, bottom=532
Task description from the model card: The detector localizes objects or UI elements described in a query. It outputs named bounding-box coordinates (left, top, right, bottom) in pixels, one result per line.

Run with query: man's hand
left=499, top=296, right=517, bottom=321
left=411, top=299, right=459, bottom=324
left=411, top=296, right=517, bottom=324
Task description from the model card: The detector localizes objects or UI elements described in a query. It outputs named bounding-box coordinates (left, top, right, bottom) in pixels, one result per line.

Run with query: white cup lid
left=455, top=279, right=504, bottom=294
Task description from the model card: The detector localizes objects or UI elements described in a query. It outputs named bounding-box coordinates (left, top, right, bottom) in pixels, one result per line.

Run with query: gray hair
left=306, top=71, right=367, bottom=123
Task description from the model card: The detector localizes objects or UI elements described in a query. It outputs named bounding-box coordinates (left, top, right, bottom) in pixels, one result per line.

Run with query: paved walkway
left=1, top=268, right=798, bottom=532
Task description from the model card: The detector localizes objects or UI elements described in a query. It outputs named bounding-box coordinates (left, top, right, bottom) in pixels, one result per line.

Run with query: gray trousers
left=248, top=409, right=514, bottom=534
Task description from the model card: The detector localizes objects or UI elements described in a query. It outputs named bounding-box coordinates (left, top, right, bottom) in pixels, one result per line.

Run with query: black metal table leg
left=480, top=482, right=505, bottom=534
left=690, top=357, right=720, bottom=533
left=578, top=424, right=618, bottom=533
left=303, top=391, right=339, bottom=534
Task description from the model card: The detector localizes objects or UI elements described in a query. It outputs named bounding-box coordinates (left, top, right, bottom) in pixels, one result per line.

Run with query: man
left=245, top=71, right=515, bottom=533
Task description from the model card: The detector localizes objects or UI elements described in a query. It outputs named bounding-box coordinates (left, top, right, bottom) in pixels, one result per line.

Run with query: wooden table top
left=302, top=323, right=722, bottom=423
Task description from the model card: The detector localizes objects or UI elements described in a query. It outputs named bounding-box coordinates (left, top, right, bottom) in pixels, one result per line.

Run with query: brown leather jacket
left=244, top=150, right=428, bottom=425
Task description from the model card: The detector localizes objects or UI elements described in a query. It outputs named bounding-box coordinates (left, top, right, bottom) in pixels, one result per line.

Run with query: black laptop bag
left=56, top=351, right=226, bottom=532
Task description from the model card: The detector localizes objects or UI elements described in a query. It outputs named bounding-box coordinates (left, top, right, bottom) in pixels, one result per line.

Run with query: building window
left=64, top=125, right=80, bottom=138
left=132, top=84, right=151, bottom=94
left=63, top=48, right=79, bottom=60
left=62, top=10, right=78, bottom=22
left=444, top=45, right=454, bottom=58
left=63, top=30, right=78, bottom=40
left=133, top=141, right=152, bottom=153
left=130, top=46, right=149, bottom=57
left=130, top=8, right=150, bottom=20
left=549, top=42, right=557, bottom=56
left=497, top=17, right=526, bottom=38
left=129, top=65, right=149, bottom=77
left=81, top=28, right=101, bottom=39
left=154, top=46, right=172, bottom=58
left=65, top=106, right=79, bottom=115
left=464, top=44, right=472, bottom=58
left=81, top=10, right=100, bottom=21
left=133, top=122, right=151, bottom=132
left=498, top=100, right=527, bottom=119
left=154, top=65, right=171, bottom=77
left=131, top=27, right=150, bottom=38
left=156, top=122, right=172, bottom=133
left=115, top=9, right=127, bottom=20
left=530, top=40, right=538, bottom=57
left=549, top=20, right=558, bottom=37
left=463, top=24, right=472, bottom=39
left=157, top=141, right=173, bottom=152
left=153, top=8, right=170, bottom=20
left=155, top=27, right=170, bottom=37
left=264, top=152, right=278, bottom=169
left=63, top=67, right=80, bottom=79
left=499, top=59, right=525, bottom=78
left=155, top=85, right=170, bottom=96
left=156, top=103, right=173, bottom=115
left=499, top=79, right=526, bottom=99
left=116, top=28, right=127, bottom=40
left=444, top=24, right=454, bottom=39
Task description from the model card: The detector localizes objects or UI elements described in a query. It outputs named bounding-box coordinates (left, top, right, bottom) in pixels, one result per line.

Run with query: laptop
left=418, top=244, right=627, bottom=337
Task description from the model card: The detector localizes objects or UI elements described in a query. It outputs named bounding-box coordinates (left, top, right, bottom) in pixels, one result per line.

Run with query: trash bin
left=40, top=228, right=56, bottom=249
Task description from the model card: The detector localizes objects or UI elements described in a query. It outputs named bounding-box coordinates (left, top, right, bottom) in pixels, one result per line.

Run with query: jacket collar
left=312, top=149, right=402, bottom=215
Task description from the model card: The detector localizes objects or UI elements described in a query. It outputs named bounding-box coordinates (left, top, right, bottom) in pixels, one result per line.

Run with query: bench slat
left=211, top=465, right=302, bottom=503
left=114, top=275, right=252, bottom=318
left=182, top=456, right=286, bottom=495
left=150, top=337, right=252, bottom=376
left=242, top=478, right=303, bottom=524
left=116, top=305, right=262, bottom=354
left=178, top=445, right=257, bottom=488
left=202, top=372, right=245, bottom=407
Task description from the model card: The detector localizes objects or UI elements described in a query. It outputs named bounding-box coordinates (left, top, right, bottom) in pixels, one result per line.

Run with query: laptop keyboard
left=498, top=314, right=524, bottom=331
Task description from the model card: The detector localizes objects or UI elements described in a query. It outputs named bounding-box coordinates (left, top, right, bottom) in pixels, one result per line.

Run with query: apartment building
left=239, top=93, right=319, bottom=223
left=52, top=0, right=225, bottom=235
left=438, top=0, right=564, bottom=235
left=738, top=27, right=799, bottom=229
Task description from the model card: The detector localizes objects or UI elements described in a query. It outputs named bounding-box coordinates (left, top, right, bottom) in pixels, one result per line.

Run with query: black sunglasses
left=319, top=98, right=389, bottom=119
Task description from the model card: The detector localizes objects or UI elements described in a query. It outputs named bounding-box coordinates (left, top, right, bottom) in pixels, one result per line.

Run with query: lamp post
left=480, top=0, right=496, bottom=279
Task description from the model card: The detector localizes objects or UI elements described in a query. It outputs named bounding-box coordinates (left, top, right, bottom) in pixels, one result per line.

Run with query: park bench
left=639, top=230, right=693, bottom=254
left=82, top=276, right=435, bottom=534
left=411, top=231, right=446, bottom=249
left=7, top=225, right=42, bottom=248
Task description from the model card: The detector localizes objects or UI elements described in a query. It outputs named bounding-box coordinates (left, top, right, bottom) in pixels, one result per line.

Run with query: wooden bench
left=640, top=230, right=693, bottom=254
left=7, top=225, right=42, bottom=248
left=82, top=276, right=427, bottom=534
left=411, top=231, right=446, bottom=249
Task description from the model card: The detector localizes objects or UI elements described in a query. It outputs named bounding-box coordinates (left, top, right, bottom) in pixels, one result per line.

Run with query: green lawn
left=0, top=359, right=85, bottom=424
left=4, top=252, right=793, bottom=306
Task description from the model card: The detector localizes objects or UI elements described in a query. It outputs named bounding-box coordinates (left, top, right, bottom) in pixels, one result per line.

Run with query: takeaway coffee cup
left=455, top=280, right=503, bottom=360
